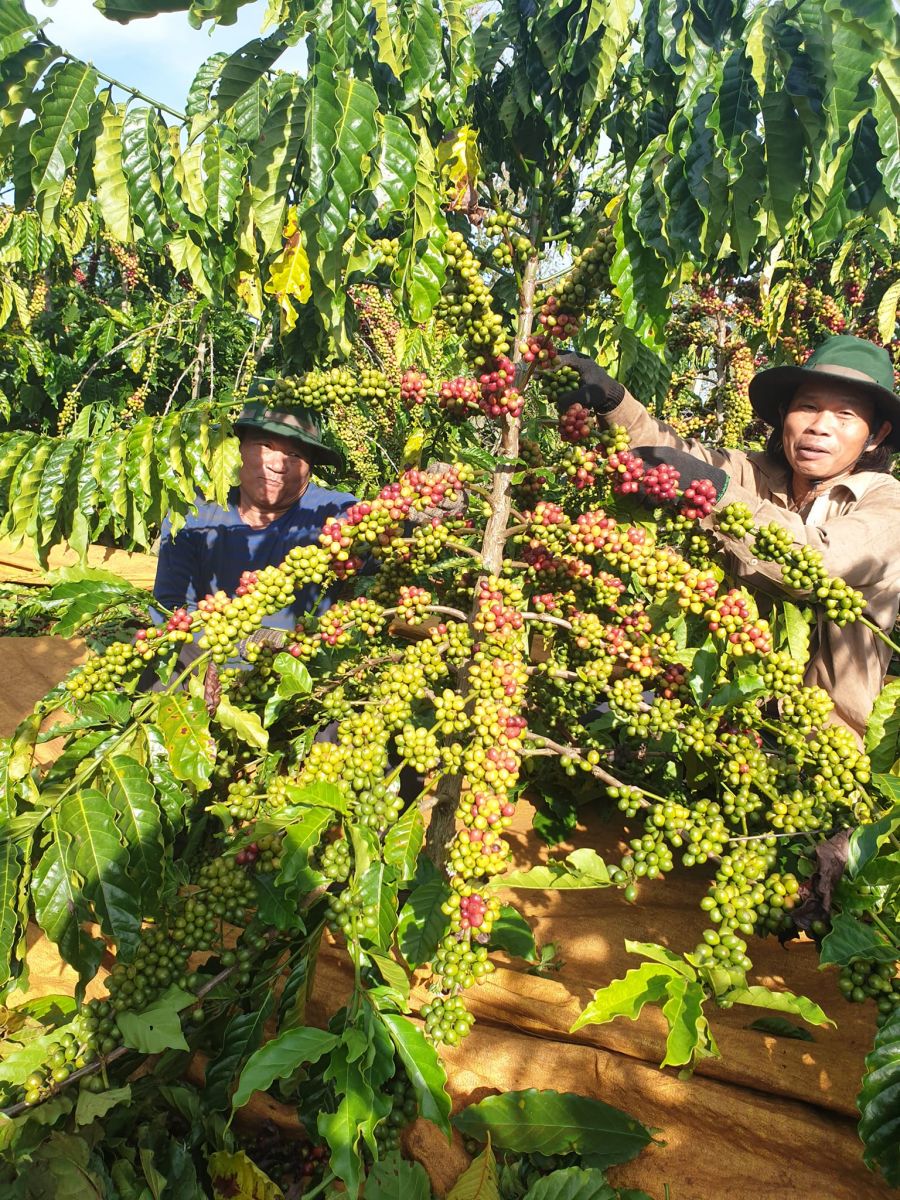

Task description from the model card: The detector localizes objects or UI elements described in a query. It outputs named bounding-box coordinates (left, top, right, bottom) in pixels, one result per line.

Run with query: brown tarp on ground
left=1, top=634, right=893, bottom=1199
left=0, top=537, right=158, bottom=590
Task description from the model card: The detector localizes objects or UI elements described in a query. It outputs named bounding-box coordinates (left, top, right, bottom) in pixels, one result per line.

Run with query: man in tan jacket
left=558, top=334, right=900, bottom=738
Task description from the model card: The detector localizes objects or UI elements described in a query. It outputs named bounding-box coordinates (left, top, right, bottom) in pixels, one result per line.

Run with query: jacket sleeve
left=153, top=518, right=200, bottom=614
left=718, top=477, right=900, bottom=593
left=605, top=391, right=755, bottom=479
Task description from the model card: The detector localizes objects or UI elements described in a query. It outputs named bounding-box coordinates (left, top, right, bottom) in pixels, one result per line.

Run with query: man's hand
left=632, top=445, right=729, bottom=500
left=554, top=352, right=625, bottom=414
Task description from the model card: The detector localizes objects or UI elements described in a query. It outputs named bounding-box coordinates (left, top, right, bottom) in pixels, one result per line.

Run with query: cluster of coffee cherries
left=373, top=1071, right=419, bottom=1153
left=679, top=478, right=719, bottom=519
left=421, top=994, right=475, bottom=1046
left=538, top=294, right=581, bottom=341
left=705, top=589, right=773, bottom=657
left=558, top=401, right=596, bottom=444
left=400, top=368, right=430, bottom=408
left=438, top=229, right=511, bottom=363
left=254, top=368, right=359, bottom=412
left=519, top=334, right=557, bottom=366
left=749, top=523, right=866, bottom=625
left=477, top=355, right=523, bottom=419
left=438, top=375, right=481, bottom=418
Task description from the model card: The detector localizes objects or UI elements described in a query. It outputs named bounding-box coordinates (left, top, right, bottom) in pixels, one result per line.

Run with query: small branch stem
left=521, top=611, right=573, bottom=631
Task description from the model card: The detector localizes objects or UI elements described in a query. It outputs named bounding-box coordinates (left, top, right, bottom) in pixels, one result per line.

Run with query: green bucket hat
left=749, top=334, right=900, bottom=449
left=234, top=380, right=343, bottom=470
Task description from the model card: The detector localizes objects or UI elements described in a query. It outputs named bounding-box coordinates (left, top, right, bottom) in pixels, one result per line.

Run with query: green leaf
left=371, top=0, right=406, bottom=77
left=371, top=114, right=418, bottom=215
left=381, top=1011, right=451, bottom=1135
left=121, top=106, right=166, bottom=252
left=282, top=780, right=347, bottom=812
left=397, top=877, right=450, bottom=967
left=522, top=1166, right=617, bottom=1200
left=383, top=803, right=424, bottom=883
left=489, top=905, right=537, bottom=963
left=570, top=963, right=678, bottom=1033
left=687, top=638, right=719, bottom=706
left=31, top=827, right=104, bottom=981
left=276, top=807, right=335, bottom=890
left=203, top=124, right=246, bottom=234
left=204, top=993, right=275, bottom=1111
left=74, top=1084, right=131, bottom=1126
left=0, top=841, right=21, bottom=991
left=624, top=940, right=696, bottom=979
left=104, top=755, right=164, bottom=918
left=214, top=32, right=285, bottom=122
left=707, top=672, right=765, bottom=710
left=357, top=862, right=399, bottom=950
left=858, top=1006, right=900, bottom=1186
left=494, top=848, right=611, bottom=890
left=29, top=61, right=98, bottom=229
left=253, top=872, right=302, bottom=931
left=446, top=1140, right=499, bottom=1200
left=453, top=1089, right=653, bottom=1167
left=250, top=78, right=304, bottom=255
left=233, top=1025, right=339, bottom=1110
left=722, top=985, right=833, bottom=1027
left=365, top=1151, right=432, bottom=1200
left=660, top=976, right=708, bottom=1067
left=274, top=652, right=312, bottom=698
left=780, top=601, right=811, bottom=667
left=319, top=1038, right=375, bottom=1197
left=59, top=788, right=141, bottom=959
left=818, top=912, right=897, bottom=967
left=865, top=679, right=900, bottom=773
left=1, top=441, right=51, bottom=544
left=396, top=127, right=447, bottom=324
left=155, top=693, right=215, bottom=790
left=7, top=708, right=42, bottom=782
left=849, top=805, right=900, bottom=877
left=116, top=985, right=194, bottom=1053
left=214, top=694, right=268, bottom=752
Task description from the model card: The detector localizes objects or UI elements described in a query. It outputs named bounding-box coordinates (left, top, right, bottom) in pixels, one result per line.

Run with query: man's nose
left=805, top=410, right=838, bottom=435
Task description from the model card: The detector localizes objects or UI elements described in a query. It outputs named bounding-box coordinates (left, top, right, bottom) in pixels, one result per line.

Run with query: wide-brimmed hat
left=234, top=382, right=343, bottom=470
left=749, top=335, right=900, bottom=449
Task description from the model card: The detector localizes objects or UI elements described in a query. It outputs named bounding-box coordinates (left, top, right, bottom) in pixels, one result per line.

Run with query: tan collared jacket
left=607, top=390, right=900, bottom=738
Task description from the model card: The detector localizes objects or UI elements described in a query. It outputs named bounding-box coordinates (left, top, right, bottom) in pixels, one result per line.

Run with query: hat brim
left=234, top=416, right=344, bottom=471
left=749, top=366, right=900, bottom=449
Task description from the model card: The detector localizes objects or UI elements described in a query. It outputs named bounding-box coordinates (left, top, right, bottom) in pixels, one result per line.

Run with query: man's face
left=239, top=429, right=311, bottom=512
left=781, top=381, right=891, bottom=484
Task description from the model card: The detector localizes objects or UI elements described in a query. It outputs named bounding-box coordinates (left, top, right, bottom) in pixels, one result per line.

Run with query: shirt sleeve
left=718, top=478, right=899, bottom=592
left=153, top=517, right=200, bottom=615
left=605, top=391, right=755, bottom=479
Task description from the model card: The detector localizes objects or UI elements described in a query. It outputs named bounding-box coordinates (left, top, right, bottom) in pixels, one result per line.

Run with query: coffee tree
left=0, top=0, right=899, bottom=1194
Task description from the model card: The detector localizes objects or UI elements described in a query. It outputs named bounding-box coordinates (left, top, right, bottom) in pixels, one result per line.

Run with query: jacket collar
left=748, top=453, right=885, bottom=505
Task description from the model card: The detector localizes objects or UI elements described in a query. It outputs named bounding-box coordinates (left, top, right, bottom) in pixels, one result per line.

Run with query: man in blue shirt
left=154, top=396, right=356, bottom=633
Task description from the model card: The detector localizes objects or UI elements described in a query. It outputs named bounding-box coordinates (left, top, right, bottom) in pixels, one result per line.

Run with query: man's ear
left=867, top=419, right=892, bottom=450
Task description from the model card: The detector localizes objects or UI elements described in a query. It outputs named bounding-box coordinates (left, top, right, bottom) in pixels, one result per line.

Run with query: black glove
left=554, top=352, right=625, bottom=414
left=632, top=445, right=729, bottom=500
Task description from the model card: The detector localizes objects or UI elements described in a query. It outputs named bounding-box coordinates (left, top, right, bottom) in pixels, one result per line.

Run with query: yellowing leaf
left=237, top=270, right=264, bottom=319
left=438, top=125, right=480, bottom=209
left=447, top=1137, right=499, bottom=1200
left=264, top=236, right=311, bottom=333
left=401, top=429, right=425, bottom=469
left=208, top=1151, right=283, bottom=1200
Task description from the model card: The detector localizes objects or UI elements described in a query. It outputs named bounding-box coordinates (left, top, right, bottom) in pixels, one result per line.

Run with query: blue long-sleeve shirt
left=153, top=484, right=357, bottom=630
